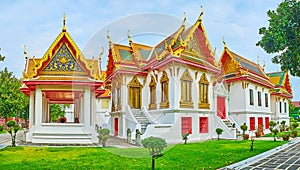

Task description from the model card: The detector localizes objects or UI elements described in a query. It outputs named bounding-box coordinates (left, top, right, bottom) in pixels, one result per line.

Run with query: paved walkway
left=0, top=130, right=24, bottom=149
left=223, top=139, right=300, bottom=170
left=0, top=131, right=139, bottom=148
left=241, top=140, right=300, bottom=170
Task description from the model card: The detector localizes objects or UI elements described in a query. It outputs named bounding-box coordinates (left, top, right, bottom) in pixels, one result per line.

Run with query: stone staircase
left=222, top=119, right=242, bottom=139
left=30, top=123, right=94, bottom=144
left=131, top=109, right=151, bottom=134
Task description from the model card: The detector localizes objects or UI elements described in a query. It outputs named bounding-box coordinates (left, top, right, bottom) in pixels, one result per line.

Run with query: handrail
left=125, top=105, right=139, bottom=124
left=228, top=115, right=242, bottom=132
left=214, top=115, right=236, bottom=139
left=141, top=106, right=155, bottom=123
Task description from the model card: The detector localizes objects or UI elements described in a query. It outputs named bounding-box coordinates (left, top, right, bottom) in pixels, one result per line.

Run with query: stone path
left=0, top=130, right=139, bottom=148
left=241, top=140, right=300, bottom=170
left=222, top=139, right=300, bottom=170
left=0, top=130, right=24, bottom=149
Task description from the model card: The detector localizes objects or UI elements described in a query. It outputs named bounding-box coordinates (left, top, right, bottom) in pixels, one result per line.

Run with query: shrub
left=98, top=128, right=110, bottom=147
left=271, top=129, right=279, bottom=141
left=216, top=128, right=223, bottom=140
left=292, top=129, right=298, bottom=138
left=282, top=133, right=290, bottom=141
left=240, top=123, right=248, bottom=140
left=0, top=125, right=3, bottom=132
left=291, top=122, right=299, bottom=129
left=182, top=132, right=189, bottom=144
left=141, top=136, right=167, bottom=170
left=6, top=120, right=20, bottom=147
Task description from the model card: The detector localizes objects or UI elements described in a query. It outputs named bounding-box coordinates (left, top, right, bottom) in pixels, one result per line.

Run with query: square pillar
left=35, top=88, right=43, bottom=129
left=83, top=87, right=91, bottom=130
left=29, top=91, right=35, bottom=128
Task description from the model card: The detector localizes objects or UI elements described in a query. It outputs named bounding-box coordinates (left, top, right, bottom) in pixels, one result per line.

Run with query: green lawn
left=0, top=140, right=286, bottom=170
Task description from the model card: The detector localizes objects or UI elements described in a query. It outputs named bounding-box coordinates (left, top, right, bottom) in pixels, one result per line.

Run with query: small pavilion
left=20, top=15, right=105, bottom=144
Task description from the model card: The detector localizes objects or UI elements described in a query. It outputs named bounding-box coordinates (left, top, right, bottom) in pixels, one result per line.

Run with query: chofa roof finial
left=62, top=13, right=66, bottom=32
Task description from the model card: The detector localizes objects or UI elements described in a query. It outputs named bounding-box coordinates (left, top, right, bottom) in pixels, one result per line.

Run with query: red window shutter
left=258, top=117, right=263, bottom=127
left=250, top=117, right=255, bottom=131
left=265, top=117, right=269, bottom=129
left=199, top=117, right=208, bottom=133
left=181, top=117, right=192, bottom=134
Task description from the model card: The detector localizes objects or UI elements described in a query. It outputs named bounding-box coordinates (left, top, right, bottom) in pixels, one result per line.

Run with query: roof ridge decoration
left=168, top=12, right=186, bottom=51
left=155, top=12, right=186, bottom=60
left=127, top=30, right=142, bottom=67
left=62, top=13, right=66, bottom=32
left=107, top=31, right=118, bottom=63
left=25, top=15, right=100, bottom=80
left=219, top=42, right=241, bottom=74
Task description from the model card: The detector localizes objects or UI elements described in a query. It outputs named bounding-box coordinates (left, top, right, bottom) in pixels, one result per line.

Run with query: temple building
left=219, top=44, right=275, bottom=135
left=20, top=11, right=294, bottom=144
left=20, top=15, right=105, bottom=144
left=104, top=11, right=237, bottom=143
left=267, top=71, right=293, bottom=125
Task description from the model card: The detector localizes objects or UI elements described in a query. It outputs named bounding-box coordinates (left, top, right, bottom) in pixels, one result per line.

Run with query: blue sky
left=0, top=0, right=299, bottom=100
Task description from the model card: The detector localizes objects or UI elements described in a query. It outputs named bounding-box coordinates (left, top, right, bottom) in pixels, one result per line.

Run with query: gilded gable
left=43, top=43, right=84, bottom=72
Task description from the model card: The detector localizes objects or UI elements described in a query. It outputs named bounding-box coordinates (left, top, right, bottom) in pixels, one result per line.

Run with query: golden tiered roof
left=22, top=15, right=101, bottom=82
left=267, top=71, right=292, bottom=98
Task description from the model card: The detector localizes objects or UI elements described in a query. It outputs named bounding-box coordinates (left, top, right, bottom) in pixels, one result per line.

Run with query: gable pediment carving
left=43, top=43, right=84, bottom=72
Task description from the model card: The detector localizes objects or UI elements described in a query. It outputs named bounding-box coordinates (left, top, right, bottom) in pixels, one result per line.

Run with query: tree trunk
left=152, top=156, right=155, bottom=170
left=217, top=135, right=220, bottom=140
left=184, top=139, right=187, bottom=144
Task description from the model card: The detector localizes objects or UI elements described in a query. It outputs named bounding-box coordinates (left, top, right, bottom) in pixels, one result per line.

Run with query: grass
left=0, top=140, right=287, bottom=169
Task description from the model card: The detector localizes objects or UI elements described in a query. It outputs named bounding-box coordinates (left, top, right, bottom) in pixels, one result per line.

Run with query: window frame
left=265, top=93, right=268, bottom=107
left=258, top=91, right=262, bottom=106
left=198, top=73, right=210, bottom=109
left=160, top=71, right=169, bottom=108
left=199, top=117, right=208, bottom=133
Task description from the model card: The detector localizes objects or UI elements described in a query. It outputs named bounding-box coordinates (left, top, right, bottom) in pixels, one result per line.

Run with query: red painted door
left=181, top=117, right=192, bottom=134
left=217, top=96, right=226, bottom=119
left=114, top=118, right=118, bottom=136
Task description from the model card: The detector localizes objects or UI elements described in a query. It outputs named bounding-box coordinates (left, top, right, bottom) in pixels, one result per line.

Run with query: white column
left=80, top=97, right=84, bottom=123
left=29, top=91, right=35, bottom=128
left=42, top=97, right=47, bottom=123
left=35, top=88, right=43, bottom=129
left=83, top=87, right=91, bottom=130
left=214, top=94, right=217, bottom=117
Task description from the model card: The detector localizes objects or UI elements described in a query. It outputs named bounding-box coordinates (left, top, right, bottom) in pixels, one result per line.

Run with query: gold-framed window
left=180, top=69, right=194, bottom=108
left=198, top=73, right=210, bottom=109
left=149, top=76, right=157, bottom=110
left=160, top=71, right=169, bottom=108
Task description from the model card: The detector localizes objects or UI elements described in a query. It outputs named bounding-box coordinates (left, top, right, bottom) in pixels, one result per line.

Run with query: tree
left=216, top=128, right=223, bottom=140
left=269, top=121, right=278, bottom=141
left=182, top=132, right=189, bottom=144
left=257, top=0, right=300, bottom=76
left=141, top=136, right=167, bottom=170
left=0, top=48, right=5, bottom=61
left=49, top=104, right=66, bottom=122
left=98, top=128, right=110, bottom=147
left=240, top=123, right=248, bottom=140
left=6, top=120, right=20, bottom=147
left=0, top=68, right=29, bottom=123
left=290, top=103, right=300, bottom=118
